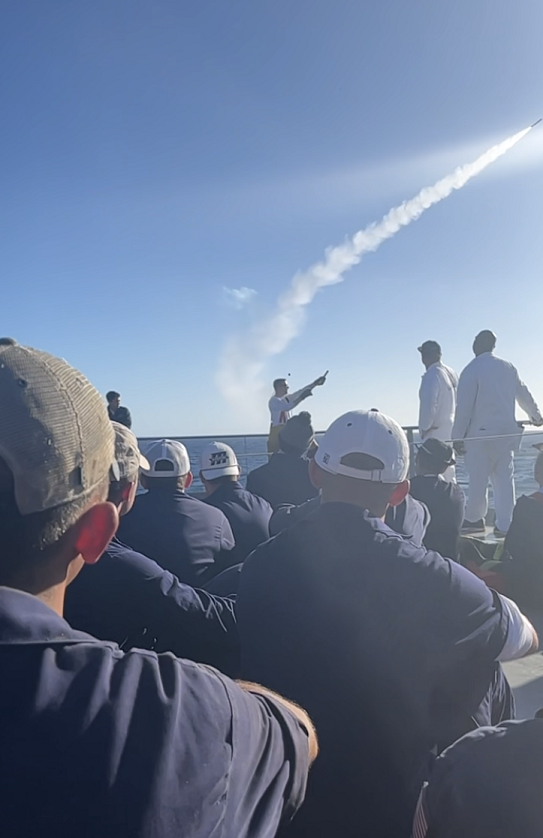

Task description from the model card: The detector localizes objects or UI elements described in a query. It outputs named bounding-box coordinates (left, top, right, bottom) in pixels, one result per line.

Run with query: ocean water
left=138, top=430, right=543, bottom=504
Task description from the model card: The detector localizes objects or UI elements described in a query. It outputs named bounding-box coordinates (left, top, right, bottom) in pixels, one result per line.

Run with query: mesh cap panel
left=0, top=339, right=114, bottom=514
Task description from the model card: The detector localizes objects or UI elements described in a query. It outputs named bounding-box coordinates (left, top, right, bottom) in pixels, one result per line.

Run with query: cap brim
left=417, top=442, right=456, bottom=466
left=201, top=465, right=240, bottom=480
left=139, top=453, right=150, bottom=471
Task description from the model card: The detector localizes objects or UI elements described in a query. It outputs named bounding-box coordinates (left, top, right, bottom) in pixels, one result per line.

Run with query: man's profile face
left=276, top=381, right=288, bottom=397
left=110, top=395, right=120, bottom=410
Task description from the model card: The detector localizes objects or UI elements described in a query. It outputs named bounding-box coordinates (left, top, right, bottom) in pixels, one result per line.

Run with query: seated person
left=413, top=719, right=543, bottom=837
left=200, top=442, right=272, bottom=562
left=118, top=439, right=235, bottom=585
left=247, top=412, right=319, bottom=509
left=0, top=337, right=316, bottom=838
left=237, top=408, right=536, bottom=838
left=66, top=424, right=240, bottom=675
left=409, top=439, right=465, bottom=560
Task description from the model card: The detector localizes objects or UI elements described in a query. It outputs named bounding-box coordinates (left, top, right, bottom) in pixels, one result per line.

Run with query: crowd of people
left=1, top=333, right=543, bottom=837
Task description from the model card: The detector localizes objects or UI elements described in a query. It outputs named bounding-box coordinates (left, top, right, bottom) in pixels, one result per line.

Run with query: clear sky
left=2, top=0, right=543, bottom=435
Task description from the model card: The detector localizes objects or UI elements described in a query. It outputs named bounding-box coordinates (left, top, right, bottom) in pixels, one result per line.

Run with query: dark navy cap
left=418, top=720, right=543, bottom=837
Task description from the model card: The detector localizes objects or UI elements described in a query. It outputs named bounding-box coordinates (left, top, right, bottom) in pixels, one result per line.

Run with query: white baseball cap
left=141, top=439, right=191, bottom=478
left=314, top=409, right=409, bottom=483
left=200, top=441, right=240, bottom=480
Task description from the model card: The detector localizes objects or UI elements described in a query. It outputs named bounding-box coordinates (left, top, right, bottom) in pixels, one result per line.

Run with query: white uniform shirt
left=452, top=352, right=542, bottom=440
left=268, top=383, right=313, bottom=427
left=418, top=362, right=458, bottom=440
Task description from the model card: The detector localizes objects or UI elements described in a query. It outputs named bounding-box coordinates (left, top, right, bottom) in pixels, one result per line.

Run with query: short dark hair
left=273, top=378, right=287, bottom=392
left=140, top=474, right=187, bottom=493
left=106, top=391, right=120, bottom=403
left=0, top=458, right=109, bottom=582
left=203, top=474, right=237, bottom=487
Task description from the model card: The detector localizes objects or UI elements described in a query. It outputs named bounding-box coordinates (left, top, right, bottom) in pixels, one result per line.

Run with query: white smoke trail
left=217, top=126, right=532, bottom=411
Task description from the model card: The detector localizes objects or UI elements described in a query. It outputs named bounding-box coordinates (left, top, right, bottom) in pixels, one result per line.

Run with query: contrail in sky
left=217, top=124, right=534, bottom=412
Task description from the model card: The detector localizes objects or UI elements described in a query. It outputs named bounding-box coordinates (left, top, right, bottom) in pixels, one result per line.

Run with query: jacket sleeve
left=418, top=370, right=439, bottom=436
left=284, top=383, right=314, bottom=407
left=451, top=367, right=478, bottom=440
left=515, top=373, right=543, bottom=423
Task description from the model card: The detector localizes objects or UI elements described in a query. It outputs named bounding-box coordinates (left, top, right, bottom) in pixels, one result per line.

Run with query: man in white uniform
left=418, top=340, right=458, bottom=481
left=452, top=330, right=543, bottom=536
left=268, top=373, right=327, bottom=454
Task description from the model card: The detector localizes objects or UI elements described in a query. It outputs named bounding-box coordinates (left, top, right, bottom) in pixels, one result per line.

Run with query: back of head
left=419, top=720, right=543, bottom=837
left=200, top=441, right=240, bottom=485
left=279, top=411, right=314, bottom=456
left=109, top=422, right=149, bottom=506
left=140, top=439, right=191, bottom=492
left=418, top=339, right=442, bottom=366
left=473, top=330, right=497, bottom=356
left=313, top=409, right=409, bottom=515
left=0, top=337, right=115, bottom=577
left=417, top=438, right=456, bottom=476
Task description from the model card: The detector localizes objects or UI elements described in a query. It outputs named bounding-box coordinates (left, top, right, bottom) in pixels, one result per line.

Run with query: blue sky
left=2, top=0, right=543, bottom=435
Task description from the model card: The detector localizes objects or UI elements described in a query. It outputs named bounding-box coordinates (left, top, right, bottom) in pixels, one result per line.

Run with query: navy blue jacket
left=246, top=453, right=319, bottom=509
left=64, top=537, right=240, bottom=675
left=204, top=480, right=272, bottom=562
left=418, top=721, right=543, bottom=837
left=118, top=489, right=235, bottom=585
left=0, top=586, right=309, bottom=838
left=237, top=502, right=510, bottom=838
left=270, top=494, right=430, bottom=547
left=409, top=475, right=465, bottom=560
left=108, top=404, right=132, bottom=428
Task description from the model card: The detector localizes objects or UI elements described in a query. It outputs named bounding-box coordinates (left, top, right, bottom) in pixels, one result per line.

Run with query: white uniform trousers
left=464, top=437, right=516, bottom=531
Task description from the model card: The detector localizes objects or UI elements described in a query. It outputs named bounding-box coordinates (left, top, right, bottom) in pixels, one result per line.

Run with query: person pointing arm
left=268, top=373, right=328, bottom=455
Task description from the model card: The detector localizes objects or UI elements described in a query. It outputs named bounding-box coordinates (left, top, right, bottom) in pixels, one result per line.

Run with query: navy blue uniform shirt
left=0, top=586, right=309, bottom=838
left=108, top=404, right=132, bottom=428
left=65, top=537, right=240, bottom=675
left=416, top=720, right=543, bottom=837
left=118, top=489, right=235, bottom=585
left=237, top=502, right=509, bottom=838
left=204, top=480, right=272, bottom=562
left=410, top=475, right=465, bottom=560
left=246, top=453, right=319, bottom=509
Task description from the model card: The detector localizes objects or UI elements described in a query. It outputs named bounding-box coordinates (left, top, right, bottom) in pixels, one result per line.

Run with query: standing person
left=200, top=441, right=272, bottom=563
left=237, top=408, right=537, bottom=838
left=418, top=341, right=458, bottom=480
left=248, top=412, right=319, bottom=509
left=452, top=330, right=543, bottom=535
left=118, top=439, right=236, bottom=585
left=268, top=372, right=327, bottom=454
left=0, top=337, right=316, bottom=838
left=106, top=390, right=132, bottom=428
left=410, top=439, right=465, bottom=560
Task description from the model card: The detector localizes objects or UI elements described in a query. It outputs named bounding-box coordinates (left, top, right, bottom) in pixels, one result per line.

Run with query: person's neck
left=320, top=492, right=386, bottom=520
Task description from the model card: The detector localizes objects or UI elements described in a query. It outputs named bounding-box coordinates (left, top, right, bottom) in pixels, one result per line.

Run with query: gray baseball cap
left=111, top=422, right=149, bottom=482
left=0, top=338, right=115, bottom=515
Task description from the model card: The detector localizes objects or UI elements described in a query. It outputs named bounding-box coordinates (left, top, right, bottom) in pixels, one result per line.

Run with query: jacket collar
left=0, top=586, right=103, bottom=646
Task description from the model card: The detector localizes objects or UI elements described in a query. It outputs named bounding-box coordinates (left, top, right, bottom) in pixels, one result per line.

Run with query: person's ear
left=184, top=471, right=194, bottom=490
left=73, top=502, right=119, bottom=565
left=388, top=480, right=410, bottom=507
left=309, top=458, right=324, bottom=489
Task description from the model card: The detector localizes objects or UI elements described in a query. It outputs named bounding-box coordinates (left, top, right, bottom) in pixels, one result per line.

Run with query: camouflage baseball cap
left=0, top=338, right=115, bottom=514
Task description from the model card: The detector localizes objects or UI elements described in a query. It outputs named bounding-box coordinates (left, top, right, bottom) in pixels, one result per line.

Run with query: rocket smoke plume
left=218, top=125, right=532, bottom=412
